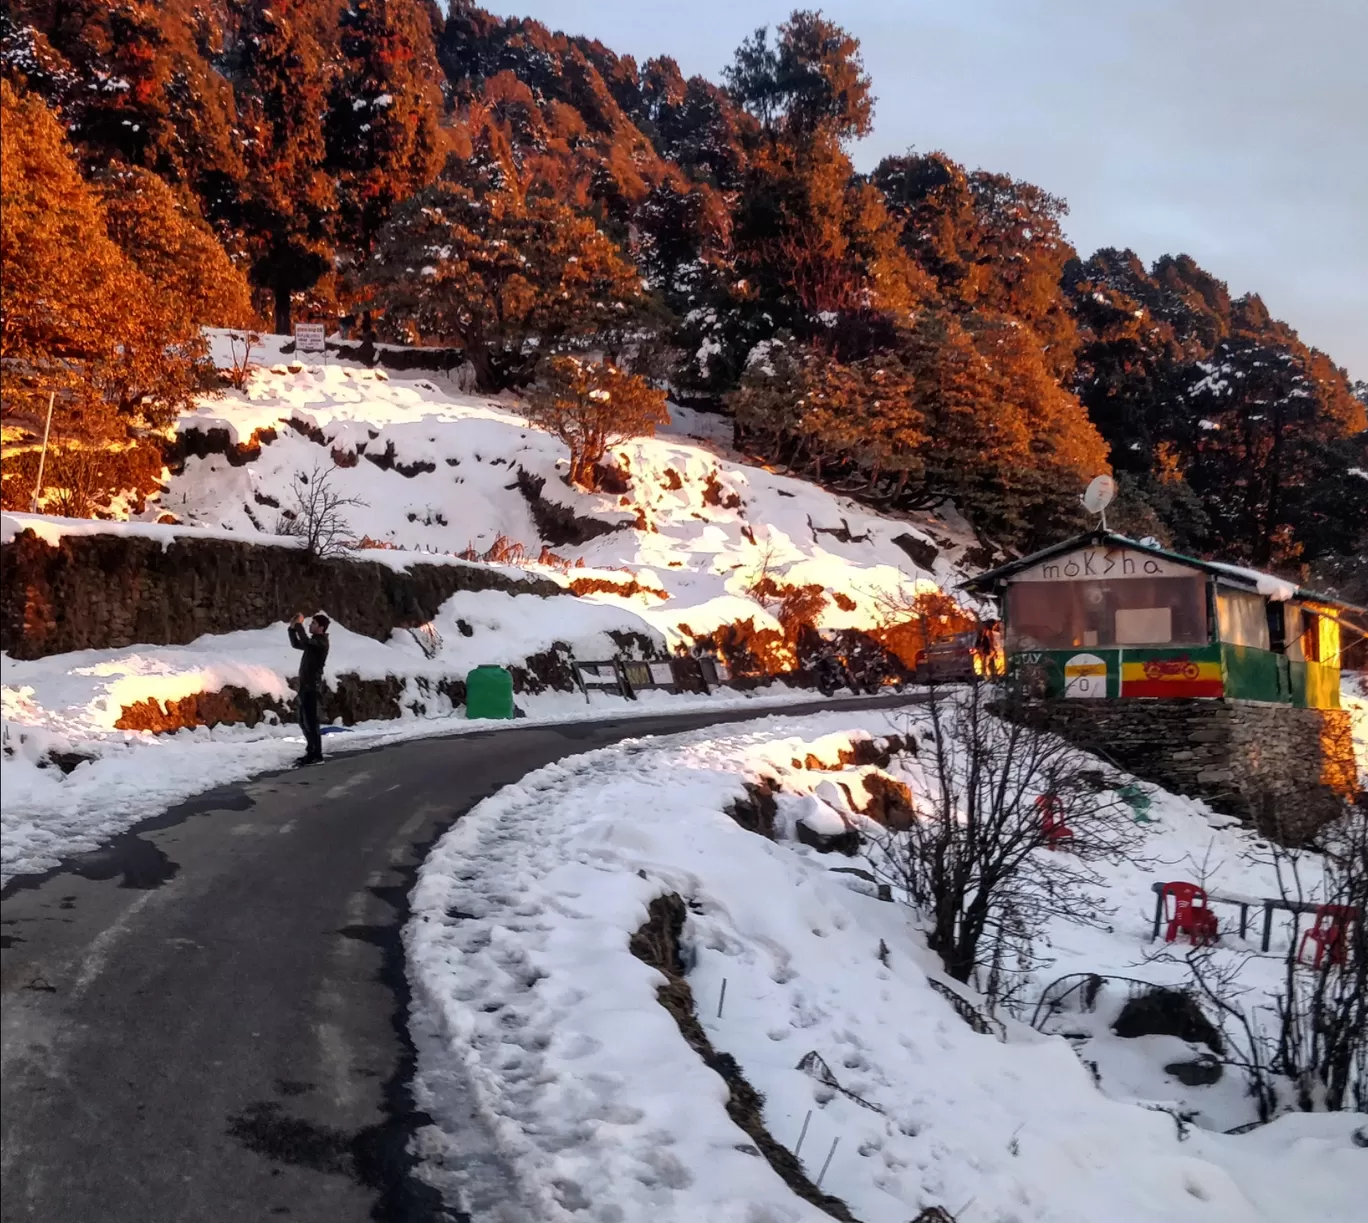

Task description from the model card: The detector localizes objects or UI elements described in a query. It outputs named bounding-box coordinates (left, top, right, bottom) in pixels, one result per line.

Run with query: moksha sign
left=1016, top=547, right=1193, bottom=583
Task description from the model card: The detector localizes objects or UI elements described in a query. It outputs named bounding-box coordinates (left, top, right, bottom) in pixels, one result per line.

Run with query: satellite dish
left=1082, top=474, right=1116, bottom=525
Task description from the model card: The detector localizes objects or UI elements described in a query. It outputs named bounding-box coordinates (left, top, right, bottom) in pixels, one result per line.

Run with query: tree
left=220, top=0, right=339, bottom=334
left=724, top=11, right=873, bottom=143
left=326, top=0, right=445, bottom=260
left=96, top=165, right=253, bottom=326
left=364, top=181, right=647, bottom=390
left=0, top=80, right=207, bottom=446
left=523, top=357, right=668, bottom=489
left=1182, top=336, right=1366, bottom=568
left=874, top=151, right=1079, bottom=378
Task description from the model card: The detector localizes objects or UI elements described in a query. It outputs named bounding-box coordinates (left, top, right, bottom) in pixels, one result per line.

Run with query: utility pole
left=29, top=390, right=56, bottom=513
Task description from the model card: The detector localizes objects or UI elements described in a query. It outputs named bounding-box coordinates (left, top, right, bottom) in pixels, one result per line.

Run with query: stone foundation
left=1, top=528, right=565, bottom=660
left=1013, top=698, right=1360, bottom=842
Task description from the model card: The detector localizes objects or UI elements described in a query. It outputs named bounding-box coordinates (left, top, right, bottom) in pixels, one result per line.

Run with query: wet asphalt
left=0, top=695, right=921, bottom=1223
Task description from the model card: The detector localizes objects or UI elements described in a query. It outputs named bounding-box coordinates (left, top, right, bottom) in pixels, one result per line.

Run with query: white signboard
left=293, top=323, right=327, bottom=355
left=1014, top=546, right=1195, bottom=583
left=649, top=662, right=674, bottom=685
left=1063, top=653, right=1107, bottom=698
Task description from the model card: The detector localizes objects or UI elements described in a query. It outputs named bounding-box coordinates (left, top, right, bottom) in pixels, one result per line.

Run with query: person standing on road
left=289, top=612, right=330, bottom=765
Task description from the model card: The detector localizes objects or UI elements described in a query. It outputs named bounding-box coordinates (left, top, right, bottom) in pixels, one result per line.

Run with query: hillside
left=1, top=340, right=984, bottom=881
left=3, top=4, right=1364, bottom=578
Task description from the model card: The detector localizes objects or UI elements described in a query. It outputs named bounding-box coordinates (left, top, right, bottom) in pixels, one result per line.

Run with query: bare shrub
left=225, top=330, right=261, bottom=390
left=1164, top=808, right=1367, bottom=1118
left=275, top=461, right=366, bottom=559
left=867, top=680, right=1145, bottom=1010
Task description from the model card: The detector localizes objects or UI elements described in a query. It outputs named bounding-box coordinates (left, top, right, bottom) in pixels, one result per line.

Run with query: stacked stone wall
left=1013, top=698, right=1360, bottom=842
left=1, top=528, right=565, bottom=661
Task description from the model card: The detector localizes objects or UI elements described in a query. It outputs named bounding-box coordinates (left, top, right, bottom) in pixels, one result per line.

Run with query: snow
left=1207, top=562, right=1300, bottom=602
left=160, top=342, right=973, bottom=651
left=407, top=706, right=1363, bottom=1222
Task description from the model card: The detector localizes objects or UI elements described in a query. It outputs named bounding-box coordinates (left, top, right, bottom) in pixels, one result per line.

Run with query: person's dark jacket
left=289, top=622, right=329, bottom=692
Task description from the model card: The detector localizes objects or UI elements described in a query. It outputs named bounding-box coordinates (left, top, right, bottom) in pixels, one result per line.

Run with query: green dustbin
left=466, top=665, right=515, bottom=720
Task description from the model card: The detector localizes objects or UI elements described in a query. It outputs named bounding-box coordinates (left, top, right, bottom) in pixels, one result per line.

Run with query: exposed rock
left=164, top=425, right=278, bottom=471
left=514, top=467, right=625, bottom=546
left=364, top=439, right=436, bottom=477
left=860, top=773, right=915, bottom=830
left=725, top=780, right=779, bottom=839
left=1164, top=1053, right=1224, bottom=1087
left=890, top=532, right=939, bottom=572
left=1112, top=987, right=1224, bottom=1055
left=796, top=815, right=861, bottom=856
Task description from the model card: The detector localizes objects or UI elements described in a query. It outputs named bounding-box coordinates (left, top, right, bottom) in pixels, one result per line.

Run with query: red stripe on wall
left=1121, top=679, right=1225, bottom=699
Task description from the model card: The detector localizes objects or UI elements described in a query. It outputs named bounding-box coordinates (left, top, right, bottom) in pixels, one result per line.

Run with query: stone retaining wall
left=1, top=528, right=565, bottom=660
left=1014, top=698, right=1360, bottom=842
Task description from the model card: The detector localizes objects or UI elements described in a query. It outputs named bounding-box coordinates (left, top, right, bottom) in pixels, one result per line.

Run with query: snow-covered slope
left=406, top=707, right=1361, bottom=1223
left=164, top=338, right=974, bottom=646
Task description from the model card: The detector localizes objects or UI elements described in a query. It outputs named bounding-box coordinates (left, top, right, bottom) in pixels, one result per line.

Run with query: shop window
left=1006, top=575, right=1207, bottom=650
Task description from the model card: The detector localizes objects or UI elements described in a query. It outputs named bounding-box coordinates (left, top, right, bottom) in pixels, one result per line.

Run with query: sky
left=503, top=0, right=1367, bottom=381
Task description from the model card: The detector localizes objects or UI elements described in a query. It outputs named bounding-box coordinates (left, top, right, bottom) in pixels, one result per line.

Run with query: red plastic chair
left=1035, top=794, right=1075, bottom=850
left=1163, top=882, right=1218, bottom=946
left=1298, top=905, right=1357, bottom=969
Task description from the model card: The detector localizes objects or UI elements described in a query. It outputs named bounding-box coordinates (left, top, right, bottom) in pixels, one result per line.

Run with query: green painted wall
left=1008, top=642, right=1341, bottom=708
left=1221, top=643, right=1284, bottom=703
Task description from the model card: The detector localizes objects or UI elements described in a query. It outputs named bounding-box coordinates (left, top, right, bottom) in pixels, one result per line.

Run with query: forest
left=1, top=0, right=1364, bottom=587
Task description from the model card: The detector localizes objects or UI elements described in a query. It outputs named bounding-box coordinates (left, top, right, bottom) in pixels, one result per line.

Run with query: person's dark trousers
left=298, top=689, right=323, bottom=760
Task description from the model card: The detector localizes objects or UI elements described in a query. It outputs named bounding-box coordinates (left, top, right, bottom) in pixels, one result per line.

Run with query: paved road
left=1, top=696, right=919, bottom=1223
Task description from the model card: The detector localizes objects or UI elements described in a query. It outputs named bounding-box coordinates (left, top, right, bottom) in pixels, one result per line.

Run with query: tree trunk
left=273, top=285, right=292, bottom=337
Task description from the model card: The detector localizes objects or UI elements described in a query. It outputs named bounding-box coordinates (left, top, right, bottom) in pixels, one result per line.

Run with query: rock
left=890, top=532, right=939, bottom=572
left=1164, top=1053, right=1223, bottom=1087
left=1112, top=987, right=1224, bottom=1055
left=828, top=866, right=893, bottom=901
left=796, top=820, right=862, bottom=856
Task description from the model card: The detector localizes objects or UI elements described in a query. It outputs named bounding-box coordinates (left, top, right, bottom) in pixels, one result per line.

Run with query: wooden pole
left=30, top=391, right=56, bottom=513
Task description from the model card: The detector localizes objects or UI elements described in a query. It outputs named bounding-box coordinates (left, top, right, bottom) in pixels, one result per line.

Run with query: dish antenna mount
left=1082, top=474, right=1116, bottom=529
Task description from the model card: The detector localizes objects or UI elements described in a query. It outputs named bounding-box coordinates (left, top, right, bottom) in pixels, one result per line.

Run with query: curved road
left=1, top=696, right=916, bottom=1223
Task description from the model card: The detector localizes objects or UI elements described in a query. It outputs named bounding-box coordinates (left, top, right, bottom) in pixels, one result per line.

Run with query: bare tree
left=275, top=461, right=367, bottom=559
left=867, top=680, right=1145, bottom=1010
left=1261, top=811, right=1366, bottom=1112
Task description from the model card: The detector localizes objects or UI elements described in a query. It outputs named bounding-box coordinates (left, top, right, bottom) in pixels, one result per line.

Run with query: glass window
left=1006, top=576, right=1208, bottom=650
left=1217, top=589, right=1271, bottom=650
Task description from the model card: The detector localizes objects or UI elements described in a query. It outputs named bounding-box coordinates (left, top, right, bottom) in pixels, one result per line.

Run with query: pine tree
left=364, top=181, right=646, bottom=389
left=3, top=79, right=130, bottom=438
left=222, top=0, right=339, bottom=333
left=326, top=0, right=445, bottom=260
left=1, top=81, right=208, bottom=460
